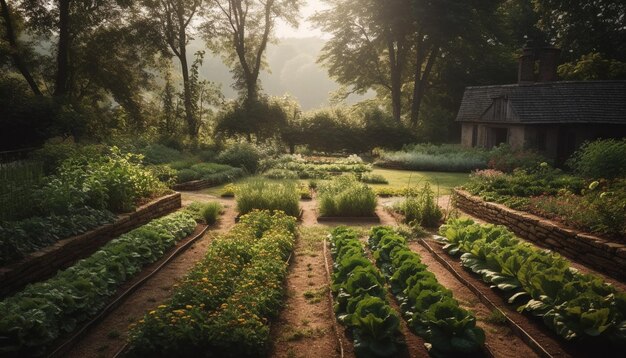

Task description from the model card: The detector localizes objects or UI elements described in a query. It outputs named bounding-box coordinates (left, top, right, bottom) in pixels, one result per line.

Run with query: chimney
left=518, top=46, right=536, bottom=84
left=537, top=46, right=561, bottom=82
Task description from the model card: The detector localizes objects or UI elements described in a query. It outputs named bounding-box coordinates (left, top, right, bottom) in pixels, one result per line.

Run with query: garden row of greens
left=260, top=153, right=372, bottom=180
left=0, top=147, right=167, bottom=266
left=437, top=218, right=626, bottom=347
left=127, top=210, right=296, bottom=357
left=329, top=227, right=402, bottom=357
left=0, top=203, right=217, bottom=356
left=368, top=227, right=484, bottom=357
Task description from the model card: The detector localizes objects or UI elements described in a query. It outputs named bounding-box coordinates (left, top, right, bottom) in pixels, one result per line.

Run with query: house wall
left=461, top=123, right=473, bottom=147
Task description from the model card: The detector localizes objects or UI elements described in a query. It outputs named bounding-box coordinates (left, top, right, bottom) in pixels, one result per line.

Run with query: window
left=490, top=127, right=508, bottom=148
left=536, top=128, right=547, bottom=151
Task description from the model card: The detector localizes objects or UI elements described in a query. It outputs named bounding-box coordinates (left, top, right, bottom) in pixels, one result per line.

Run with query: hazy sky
left=275, top=0, right=328, bottom=39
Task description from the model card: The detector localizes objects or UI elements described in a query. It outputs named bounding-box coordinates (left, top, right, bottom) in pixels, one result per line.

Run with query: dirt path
left=65, top=192, right=237, bottom=358
left=269, top=226, right=342, bottom=358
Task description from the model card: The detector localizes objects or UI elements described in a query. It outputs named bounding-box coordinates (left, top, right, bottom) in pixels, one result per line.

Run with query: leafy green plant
left=393, top=183, right=442, bottom=228
left=329, top=226, right=402, bottom=357
left=216, top=142, right=262, bottom=173
left=368, top=226, right=485, bottom=356
left=185, top=201, right=222, bottom=225
left=567, top=139, right=626, bottom=179
left=0, top=211, right=197, bottom=355
left=236, top=180, right=300, bottom=217
left=437, top=218, right=626, bottom=345
left=263, top=168, right=299, bottom=180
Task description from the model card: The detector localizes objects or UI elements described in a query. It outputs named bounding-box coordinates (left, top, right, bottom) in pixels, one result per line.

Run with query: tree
left=204, top=0, right=301, bottom=103
left=558, top=52, right=626, bottom=80
left=313, top=0, right=411, bottom=122
left=142, top=0, right=205, bottom=137
left=533, top=0, right=626, bottom=62
left=0, top=0, right=41, bottom=95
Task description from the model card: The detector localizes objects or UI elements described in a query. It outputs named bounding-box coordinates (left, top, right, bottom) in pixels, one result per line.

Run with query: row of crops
left=328, top=226, right=484, bottom=357
left=437, top=219, right=626, bottom=346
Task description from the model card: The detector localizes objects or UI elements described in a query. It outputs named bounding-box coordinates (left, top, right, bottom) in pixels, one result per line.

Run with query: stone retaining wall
left=173, top=178, right=218, bottom=191
left=453, top=189, right=626, bottom=281
left=0, top=193, right=181, bottom=297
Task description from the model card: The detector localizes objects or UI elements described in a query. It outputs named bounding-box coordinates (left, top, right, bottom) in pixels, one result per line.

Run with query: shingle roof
left=456, top=81, right=626, bottom=124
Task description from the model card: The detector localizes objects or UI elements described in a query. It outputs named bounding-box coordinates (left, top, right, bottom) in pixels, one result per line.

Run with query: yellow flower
left=186, top=305, right=193, bottom=309
left=158, top=305, right=167, bottom=309
left=149, top=310, right=156, bottom=315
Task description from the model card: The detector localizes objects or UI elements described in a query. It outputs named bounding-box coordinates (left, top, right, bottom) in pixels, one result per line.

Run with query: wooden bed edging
left=453, top=189, right=626, bottom=282
left=0, top=193, right=181, bottom=298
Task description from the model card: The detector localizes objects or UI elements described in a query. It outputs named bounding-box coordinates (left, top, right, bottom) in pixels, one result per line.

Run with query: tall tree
left=0, top=0, right=41, bottom=95
left=204, top=0, right=301, bottom=103
left=142, top=0, right=204, bottom=136
left=313, top=0, right=411, bottom=122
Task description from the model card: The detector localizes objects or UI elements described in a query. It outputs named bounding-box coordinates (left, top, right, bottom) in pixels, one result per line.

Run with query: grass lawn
left=200, top=168, right=468, bottom=196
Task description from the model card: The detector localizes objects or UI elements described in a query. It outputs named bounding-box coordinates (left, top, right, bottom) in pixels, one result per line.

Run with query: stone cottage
left=456, top=46, right=626, bottom=163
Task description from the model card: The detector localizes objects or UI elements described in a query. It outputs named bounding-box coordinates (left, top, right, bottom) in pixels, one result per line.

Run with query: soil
left=64, top=192, right=237, bottom=358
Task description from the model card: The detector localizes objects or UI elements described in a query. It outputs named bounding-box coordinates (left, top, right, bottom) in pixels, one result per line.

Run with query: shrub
left=376, top=144, right=488, bottom=172
left=394, top=183, right=442, bottom=227
left=487, top=144, right=548, bottom=173
left=263, top=168, right=299, bottom=180
left=236, top=180, right=300, bottom=217
left=176, top=168, right=201, bottom=183
left=216, top=142, right=262, bottom=173
left=360, top=173, right=388, bottom=184
left=567, top=139, right=626, bottom=179
left=201, top=202, right=222, bottom=225
left=141, top=144, right=184, bottom=165
left=220, top=183, right=237, bottom=197
left=318, top=175, right=377, bottom=217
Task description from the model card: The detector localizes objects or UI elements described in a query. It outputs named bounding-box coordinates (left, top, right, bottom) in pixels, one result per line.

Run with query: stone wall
left=172, top=178, right=217, bottom=191
left=0, top=193, right=181, bottom=297
left=454, top=189, right=626, bottom=281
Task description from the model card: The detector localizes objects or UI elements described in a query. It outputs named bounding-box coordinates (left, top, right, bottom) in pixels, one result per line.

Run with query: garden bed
left=0, top=193, right=181, bottom=297
left=47, top=223, right=209, bottom=358
left=454, top=189, right=626, bottom=281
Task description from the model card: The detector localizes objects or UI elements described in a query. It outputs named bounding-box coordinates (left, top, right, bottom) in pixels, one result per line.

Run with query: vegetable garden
left=1, top=143, right=624, bottom=358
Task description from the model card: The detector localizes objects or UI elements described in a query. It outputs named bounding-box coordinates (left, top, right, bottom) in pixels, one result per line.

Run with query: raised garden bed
left=0, top=193, right=181, bottom=297
left=454, top=189, right=626, bottom=281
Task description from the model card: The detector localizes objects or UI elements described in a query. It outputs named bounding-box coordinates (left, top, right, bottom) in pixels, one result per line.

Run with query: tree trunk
left=410, top=45, right=439, bottom=127
left=386, top=32, right=403, bottom=122
left=54, top=0, right=71, bottom=97
left=0, top=0, right=42, bottom=95
left=179, top=49, right=197, bottom=137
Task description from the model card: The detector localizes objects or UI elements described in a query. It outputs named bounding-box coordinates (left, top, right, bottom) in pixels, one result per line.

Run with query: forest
left=2, top=0, right=624, bottom=151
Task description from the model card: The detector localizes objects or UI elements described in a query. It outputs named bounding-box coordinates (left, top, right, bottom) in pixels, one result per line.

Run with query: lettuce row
left=438, top=218, right=626, bottom=345
left=127, top=210, right=297, bottom=357
left=368, top=226, right=484, bottom=357
left=329, top=226, right=401, bottom=357
left=0, top=210, right=198, bottom=356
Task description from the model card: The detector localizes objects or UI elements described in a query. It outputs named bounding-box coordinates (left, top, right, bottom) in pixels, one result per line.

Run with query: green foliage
left=0, top=211, right=197, bottom=355
left=185, top=201, right=222, bottom=225
left=438, top=218, right=626, bottom=345
left=127, top=211, right=297, bottom=357
left=393, top=183, right=442, bottom=228
left=0, top=160, right=44, bottom=221
left=567, top=139, right=626, bottom=179
left=0, top=207, right=116, bottom=266
left=368, top=226, right=485, bottom=356
left=141, top=144, right=185, bottom=165
left=216, top=142, right=262, bottom=173
left=263, top=169, right=299, bottom=180
left=360, top=173, right=388, bottom=184
left=558, top=53, right=626, bottom=80
left=236, top=180, right=300, bottom=217
left=215, top=97, right=290, bottom=141
left=318, top=176, right=377, bottom=217
left=487, top=144, right=549, bottom=173
left=329, top=227, right=402, bottom=357
left=376, top=144, right=489, bottom=172
left=177, top=168, right=201, bottom=183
